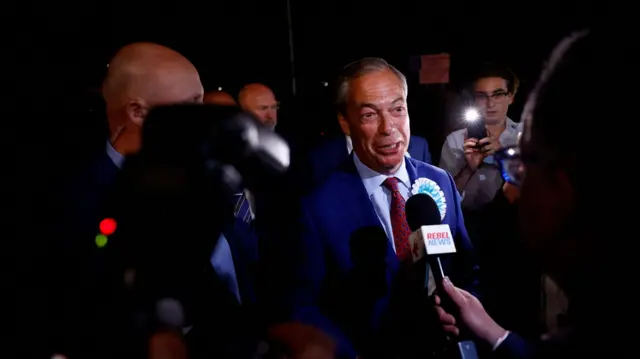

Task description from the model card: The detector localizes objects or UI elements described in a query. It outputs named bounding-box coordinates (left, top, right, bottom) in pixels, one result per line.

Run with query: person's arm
left=439, top=134, right=477, bottom=196
left=438, top=279, right=539, bottom=359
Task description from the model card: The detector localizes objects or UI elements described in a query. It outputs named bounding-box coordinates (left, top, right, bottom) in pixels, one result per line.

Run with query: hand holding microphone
left=441, top=278, right=508, bottom=347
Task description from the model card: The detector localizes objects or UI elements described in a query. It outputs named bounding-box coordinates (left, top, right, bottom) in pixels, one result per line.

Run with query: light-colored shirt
left=346, top=135, right=411, bottom=158
left=210, top=234, right=242, bottom=304
left=439, top=118, right=523, bottom=211
left=106, top=141, right=125, bottom=169
left=353, top=152, right=411, bottom=251
left=353, top=153, right=434, bottom=293
left=105, top=141, right=241, bottom=303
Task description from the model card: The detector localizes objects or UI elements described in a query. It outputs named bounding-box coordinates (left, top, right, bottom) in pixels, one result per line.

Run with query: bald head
left=238, top=83, right=278, bottom=129
left=103, top=42, right=203, bottom=130
left=203, top=91, right=237, bottom=106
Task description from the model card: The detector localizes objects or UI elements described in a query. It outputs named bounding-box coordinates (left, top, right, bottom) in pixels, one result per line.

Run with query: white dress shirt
left=352, top=152, right=411, bottom=251
left=352, top=152, right=434, bottom=293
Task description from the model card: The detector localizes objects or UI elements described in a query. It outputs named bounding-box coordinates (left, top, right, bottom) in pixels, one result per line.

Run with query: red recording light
left=99, top=218, right=117, bottom=236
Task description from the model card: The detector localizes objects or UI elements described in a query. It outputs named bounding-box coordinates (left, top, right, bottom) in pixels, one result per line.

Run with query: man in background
left=204, top=90, right=237, bottom=106
left=238, top=83, right=279, bottom=130
left=438, top=26, right=635, bottom=357
left=440, top=63, right=522, bottom=211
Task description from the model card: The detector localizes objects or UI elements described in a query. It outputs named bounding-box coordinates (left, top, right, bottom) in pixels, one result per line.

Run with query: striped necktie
left=234, top=192, right=252, bottom=223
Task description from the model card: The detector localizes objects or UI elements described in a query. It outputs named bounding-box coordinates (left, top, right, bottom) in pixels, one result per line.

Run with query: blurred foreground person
left=53, top=42, right=203, bottom=358
left=437, top=27, right=636, bottom=357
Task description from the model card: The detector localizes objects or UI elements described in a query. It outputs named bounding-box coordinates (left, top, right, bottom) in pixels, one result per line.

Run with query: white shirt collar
left=106, top=141, right=125, bottom=169
left=352, top=151, right=411, bottom=197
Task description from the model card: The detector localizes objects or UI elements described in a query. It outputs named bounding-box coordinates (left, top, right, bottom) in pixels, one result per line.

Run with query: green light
left=95, top=234, right=108, bottom=248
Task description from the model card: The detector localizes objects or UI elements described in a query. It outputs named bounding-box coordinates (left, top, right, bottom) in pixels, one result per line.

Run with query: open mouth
left=377, top=142, right=401, bottom=154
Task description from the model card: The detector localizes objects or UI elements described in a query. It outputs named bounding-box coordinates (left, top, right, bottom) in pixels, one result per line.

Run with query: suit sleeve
left=445, top=171, right=482, bottom=299
left=494, top=332, right=537, bottom=359
left=287, top=203, right=358, bottom=359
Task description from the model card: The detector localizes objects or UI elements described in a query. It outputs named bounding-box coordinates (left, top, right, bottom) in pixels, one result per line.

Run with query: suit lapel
left=405, top=158, right=419, bottom=186
left=333, top=155, right=382, bottom=229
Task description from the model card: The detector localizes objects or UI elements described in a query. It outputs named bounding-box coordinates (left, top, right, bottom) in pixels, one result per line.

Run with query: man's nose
left=378, top=113, right=395, bottom=135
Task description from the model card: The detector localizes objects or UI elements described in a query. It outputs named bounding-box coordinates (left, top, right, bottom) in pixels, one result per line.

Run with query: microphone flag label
left=421, top=224, right=457, bottom=255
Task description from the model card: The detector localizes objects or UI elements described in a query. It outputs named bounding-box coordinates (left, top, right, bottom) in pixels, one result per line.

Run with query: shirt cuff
left=492, top=331, right=510, bottom=351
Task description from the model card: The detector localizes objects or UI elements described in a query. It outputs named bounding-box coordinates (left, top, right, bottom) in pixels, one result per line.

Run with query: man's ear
left=125, top=98, right=150, bottom=126
left=507, top=93, right=515, bottom=105
left=338, top=113, right=350, bottom=136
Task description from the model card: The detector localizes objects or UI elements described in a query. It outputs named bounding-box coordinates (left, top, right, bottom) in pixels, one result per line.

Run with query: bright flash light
left=464, top=108, right=480, bottom=122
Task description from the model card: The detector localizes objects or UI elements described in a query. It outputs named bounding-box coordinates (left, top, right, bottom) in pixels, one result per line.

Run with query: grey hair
left=335, top=57, right=408, bottom=115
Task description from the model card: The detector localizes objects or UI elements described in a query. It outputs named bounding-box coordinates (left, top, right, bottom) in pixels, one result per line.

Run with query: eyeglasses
left=474, top=91, right=509, bottom=103
left=495, top=145, right=525, bottom=187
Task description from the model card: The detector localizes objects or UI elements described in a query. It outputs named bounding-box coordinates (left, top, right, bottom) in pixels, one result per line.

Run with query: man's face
left=245, top=91, right=278, bottom=130
left=473, top=77, right=513, bottom=125
left=339, top=69, right=410, bottom=174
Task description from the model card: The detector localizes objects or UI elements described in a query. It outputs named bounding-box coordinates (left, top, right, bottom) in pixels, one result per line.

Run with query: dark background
left=11, top=0, right=602, bottom=159
left=6, top=0, right=609, bottom=353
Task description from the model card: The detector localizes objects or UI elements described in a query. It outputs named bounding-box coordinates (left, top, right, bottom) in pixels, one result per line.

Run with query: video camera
left=100, top=104, right=290, bottom=356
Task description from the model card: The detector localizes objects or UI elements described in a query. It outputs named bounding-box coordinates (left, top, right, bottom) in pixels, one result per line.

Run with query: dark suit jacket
left=308, top=135, right=432, bottom=190
left=284, top=156, right=480, bottom=358
left=54, top=149, right=260, bottom=358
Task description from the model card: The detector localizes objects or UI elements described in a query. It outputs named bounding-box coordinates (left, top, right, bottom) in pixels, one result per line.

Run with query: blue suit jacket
left=308, top=135, right=432, bottom=190
left=288, top=156, right=480, bottom=358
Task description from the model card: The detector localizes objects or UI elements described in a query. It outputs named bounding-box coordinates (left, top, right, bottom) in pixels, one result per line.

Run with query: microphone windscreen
left=405, top=193, right=441, bottom=231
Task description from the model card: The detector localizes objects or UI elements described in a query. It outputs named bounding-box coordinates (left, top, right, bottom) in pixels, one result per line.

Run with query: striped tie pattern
left=234, top=193, right=252, bottom=224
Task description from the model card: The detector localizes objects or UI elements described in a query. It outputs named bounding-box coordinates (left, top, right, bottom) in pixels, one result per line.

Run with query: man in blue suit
left=55, top=43, right=259, bottom=358
left=286, top=58, right=480, bottom=358
left=308, top=131, right=432, bottom=189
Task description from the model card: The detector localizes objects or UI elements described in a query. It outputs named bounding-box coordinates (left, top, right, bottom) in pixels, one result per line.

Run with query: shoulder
left=408, top=157, right=452, bottom=180
left=409, top=135, right=428, bottom=145
left=444, top=128, right=465, bottom=147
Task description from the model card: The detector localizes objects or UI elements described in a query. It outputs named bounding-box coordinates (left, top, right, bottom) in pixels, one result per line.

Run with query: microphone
left=406, top=193, right=456, bottom=299
left=405, top=193, right=479, bottom=359
left=349, top=226, right=388, bottom=298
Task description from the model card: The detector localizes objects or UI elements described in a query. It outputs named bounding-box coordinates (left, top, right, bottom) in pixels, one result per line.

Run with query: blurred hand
left=463, top=131, right=483, bottom=171
left=268, top=322, right=336, bottom=359
left=148, top=331, right=187, bottom=359
left=441, top=277, right=507, bottom=345
left=503, top=182, right=520, bottom=203
left=478, top=136, right=502, bottom=157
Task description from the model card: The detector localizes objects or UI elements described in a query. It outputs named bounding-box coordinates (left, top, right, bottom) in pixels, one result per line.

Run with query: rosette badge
left=410, top=178, right=447, bottom=220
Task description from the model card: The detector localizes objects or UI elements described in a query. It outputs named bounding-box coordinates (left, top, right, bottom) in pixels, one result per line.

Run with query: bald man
left=55, top=42, right=204, bottom=358
left=103, top=42, right=204, bottom=158
left=203, top=90, right=237, bottom=106
left=238, top=83, right=279, bottom=129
